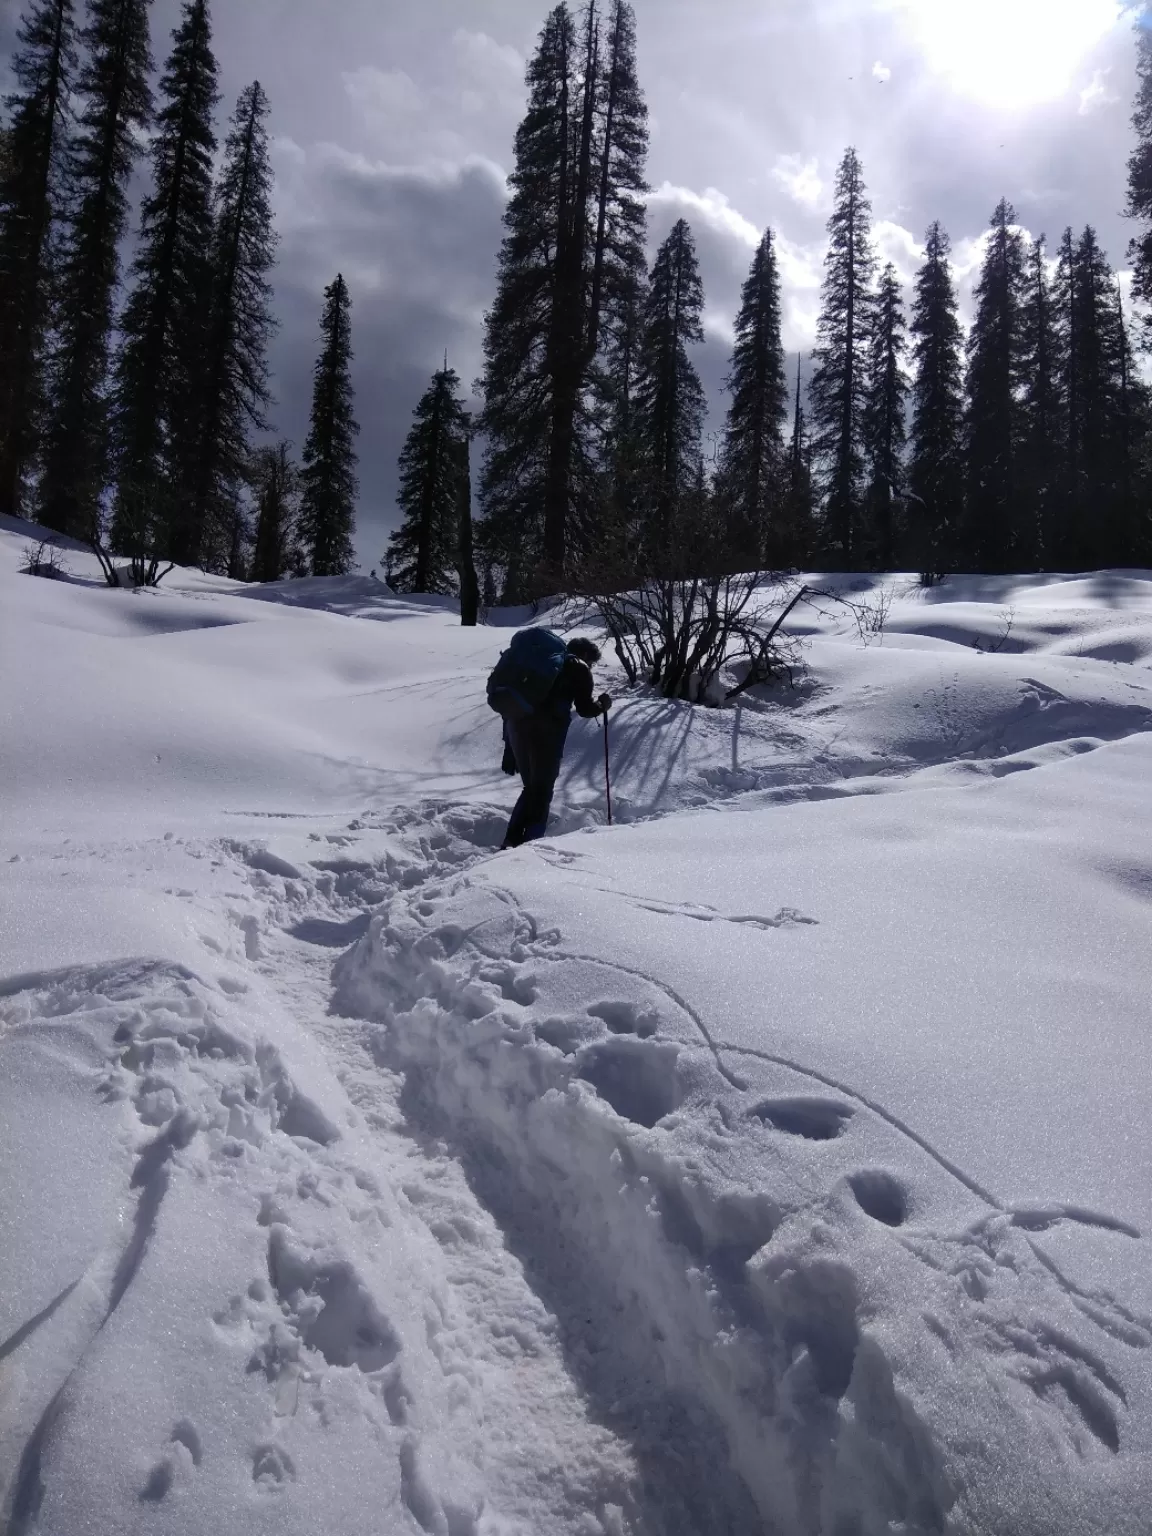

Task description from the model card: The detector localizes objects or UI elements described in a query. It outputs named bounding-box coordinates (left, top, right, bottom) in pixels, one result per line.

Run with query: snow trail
left=6, top=531, right=1152, bottom=1531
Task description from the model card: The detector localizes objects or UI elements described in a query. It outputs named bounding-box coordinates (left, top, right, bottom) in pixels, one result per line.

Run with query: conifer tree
left=0, top=0, right=76, bottom=518
left=299, top=273, right=359, bottom=577
left=1057, top=227, right=1145, bottom=565
left=111, top=0, right=218, bottom=559
left=1018, top=235, right=1062, bottom=566
left=808, top=147, right=875, bottom=565
left=782, top=353, right=815, bottom=564
left=1126, top=15, right=1152, bottom=351
left=455, top=433, right=480, bottom=626
left=478, top=1, right=648, bottom=595
left=250, top=440, right=298, bottom=583
left=185, top=80, right=277, bottom=567
left=716, top=228, right=788, bottom=568
left=587, top=0, right=648, bottom=539
left=862, top=261, right=908, bottom=569
left=386, top=365, right=470, bottom=594
left=38, top=0, right=152, bottom=537
left=908, top=223, right=964, bottom=579
left=633, top=217, right=705, bottom=560
left=964, top=199, right=1027, bottom=571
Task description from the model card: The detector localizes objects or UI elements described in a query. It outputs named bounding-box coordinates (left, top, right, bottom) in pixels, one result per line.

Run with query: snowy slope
left=2, top=516, right=1152, bottom=1534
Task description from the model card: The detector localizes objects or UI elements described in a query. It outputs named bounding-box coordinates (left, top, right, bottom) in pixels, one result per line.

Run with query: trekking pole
left=602, top=706, right=613, bottom=826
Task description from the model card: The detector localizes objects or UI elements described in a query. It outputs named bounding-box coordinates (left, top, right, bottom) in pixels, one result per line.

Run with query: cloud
left=267, top=142, right=508, bottom=567
left=872, top=61, right=892, bottom=83
left=1079, top=68, right=1119, bottom=115
left=343, top=66, right=425, bottom=120
left=452, top=29, right=524, bottom=82
left=647, top=182, right=761, bottom=248
left=771, top=154, right=826, bottom=212
left=872, top=219, right=925, bottom=284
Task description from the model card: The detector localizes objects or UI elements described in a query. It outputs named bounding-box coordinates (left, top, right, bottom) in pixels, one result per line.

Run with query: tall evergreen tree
left=299, top=273, right=359, bottom=577
left=633, top=217, right=705, bottom=559
left=0, top=0, right=77, bottom=518
left=964, top=198, right=1027, bottom=571
left=716, top=228, right=788, bottom=568
left=455, top=433, right=480, bottom=626
left=250, top=440, right=299, bottom=583
left=38, top=0, right=152, bottom=537
left=185, top=80, right=277, bottom=567
left=111, top=0, right=218, bottom=559
left=1126, top=14, right=1152, bottom=351
left=478, top=1, right=648, bottom=595
left=908, top=222, right=964, bottom=579
left=808, top=147, right=875, bottom=565
left=782, top=353, right=815, bottom=564
left=1018, top=234, right=1062, bottom=567
left=386, top=365, right=470, bottom=594
left=1057, top=227, right=1145, bottom=565
left=862, top=261, right=909, bottom=569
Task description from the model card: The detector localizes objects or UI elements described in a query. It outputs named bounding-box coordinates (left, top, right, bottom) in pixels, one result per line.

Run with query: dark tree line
left=0, top=0, right=360, bottom=581
left=458, top=5, right=1152, bottom=596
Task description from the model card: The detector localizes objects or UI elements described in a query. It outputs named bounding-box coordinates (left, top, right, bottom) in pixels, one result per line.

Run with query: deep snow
left=2, top=515, right=1152, bottom=1534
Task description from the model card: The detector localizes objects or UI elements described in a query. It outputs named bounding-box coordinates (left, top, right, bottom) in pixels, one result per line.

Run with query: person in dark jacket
left=501, top=637, right=610, bottom=849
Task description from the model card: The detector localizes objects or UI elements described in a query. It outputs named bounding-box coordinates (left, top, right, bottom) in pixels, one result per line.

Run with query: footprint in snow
left=252, top=1443, right=296, bottom=1489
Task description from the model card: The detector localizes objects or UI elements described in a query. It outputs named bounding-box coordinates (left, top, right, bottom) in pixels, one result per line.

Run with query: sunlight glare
left=895, top=0, right=1126, bottom=109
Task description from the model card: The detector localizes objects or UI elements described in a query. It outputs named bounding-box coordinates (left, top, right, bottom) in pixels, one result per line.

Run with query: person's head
left=566, top=637, right=601, bottom=667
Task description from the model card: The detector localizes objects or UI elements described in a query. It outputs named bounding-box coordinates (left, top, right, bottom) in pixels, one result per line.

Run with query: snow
left=3, top=514, right=1152, bottom=1533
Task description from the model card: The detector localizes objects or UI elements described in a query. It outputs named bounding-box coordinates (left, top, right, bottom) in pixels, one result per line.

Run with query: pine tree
left=0, top=0, right=77, bottom=518
left=184, top=80, right=277, bottom=568
left=782, top=353, right=815, bottom=564
left=299, top=273, right=359, bottom=577
left=716, top=228, right=788, bottom=569
left=385, top=365, right=470, bottom=594
left=478, top=1, right=648, bottom=596
left=587, top=0, right=648, bottom=546
left=455, top=433, right=480, bottom=626
left=862, top=261, right=909, bottom=569
left=908, top=223, right=964, bottom=580
left=111, top=0, right=218, bottom=560
left=1058, top=227, right=1145, bottom=566
left=38, top=0, right=152, bottom=537
left=964, top=199, right=1027, bottom=571
left=1126, top=15, right=1152, bottom=352
left=1018, top=235, right=1062, bottom=567
left=809, top=147, right=875, bottom=565
left=250, top=440, right=298, bottom=583
left=633, top=217, right=705, bottom=562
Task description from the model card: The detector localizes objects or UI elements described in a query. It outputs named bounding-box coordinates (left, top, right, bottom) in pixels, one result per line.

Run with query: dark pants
left=503, top=713, right=569, bottom=848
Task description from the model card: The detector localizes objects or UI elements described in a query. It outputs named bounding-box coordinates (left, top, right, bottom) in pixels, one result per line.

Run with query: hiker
left=487, top=630, right=611, bottom=849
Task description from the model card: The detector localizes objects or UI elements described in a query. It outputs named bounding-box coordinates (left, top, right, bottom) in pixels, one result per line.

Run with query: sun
left=894, top=0, right=1127, bottom=109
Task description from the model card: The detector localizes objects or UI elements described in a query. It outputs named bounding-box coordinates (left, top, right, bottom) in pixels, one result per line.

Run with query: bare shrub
left=20, top=538, right=69, bottom=580
left=84, top=502, right=174, bottom=589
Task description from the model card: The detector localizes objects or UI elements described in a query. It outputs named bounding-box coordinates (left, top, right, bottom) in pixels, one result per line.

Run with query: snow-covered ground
left=2, top=514, right=1152, bottom=1535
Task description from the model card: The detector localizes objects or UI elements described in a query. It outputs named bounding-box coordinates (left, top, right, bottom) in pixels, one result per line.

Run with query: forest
left=4, top=0, right=1152, bottom=599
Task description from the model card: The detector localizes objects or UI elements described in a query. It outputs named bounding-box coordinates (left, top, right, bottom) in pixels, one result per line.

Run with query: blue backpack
left=487, top=628, right=569, bottom=722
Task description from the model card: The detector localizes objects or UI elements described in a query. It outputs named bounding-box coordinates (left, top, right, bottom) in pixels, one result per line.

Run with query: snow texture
left=2, top=514, right=1152, bottom=1533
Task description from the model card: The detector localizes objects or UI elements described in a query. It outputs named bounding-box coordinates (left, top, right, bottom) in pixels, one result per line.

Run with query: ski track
left=4, top=787, right=1152, bottom=1534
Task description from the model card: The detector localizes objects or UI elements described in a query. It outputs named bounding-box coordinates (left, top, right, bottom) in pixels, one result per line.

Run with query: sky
left=0, top=0, right=1145, bottom=570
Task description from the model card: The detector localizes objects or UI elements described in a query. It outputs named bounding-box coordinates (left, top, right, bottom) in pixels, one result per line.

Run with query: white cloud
left=771, top=154, right=825, bottom=212
left=872, top=61, right=892, bottom=83
left=1079, top=68, right=1119, bottom=115
left=872, top=219, right=924, bottom=284
left=342, top=66, right=425, bottom=120
left=452, top=29, right=524, bottom=81
left=647, top=182, right=761, bottom=247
